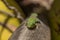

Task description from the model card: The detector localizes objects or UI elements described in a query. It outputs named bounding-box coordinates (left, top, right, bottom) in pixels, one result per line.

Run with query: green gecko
left=26, top=13, right=38, bottom=29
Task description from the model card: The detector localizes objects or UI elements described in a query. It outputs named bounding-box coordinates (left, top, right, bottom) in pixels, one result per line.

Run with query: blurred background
left=0, top=0, right=60, bottom=40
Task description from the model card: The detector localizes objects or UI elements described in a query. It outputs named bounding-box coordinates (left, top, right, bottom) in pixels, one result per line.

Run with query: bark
left=9, top=19, right=51, bottom=40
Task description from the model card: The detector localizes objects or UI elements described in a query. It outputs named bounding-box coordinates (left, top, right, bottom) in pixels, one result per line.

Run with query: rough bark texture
left=9, top=19, right=51, bottom=40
